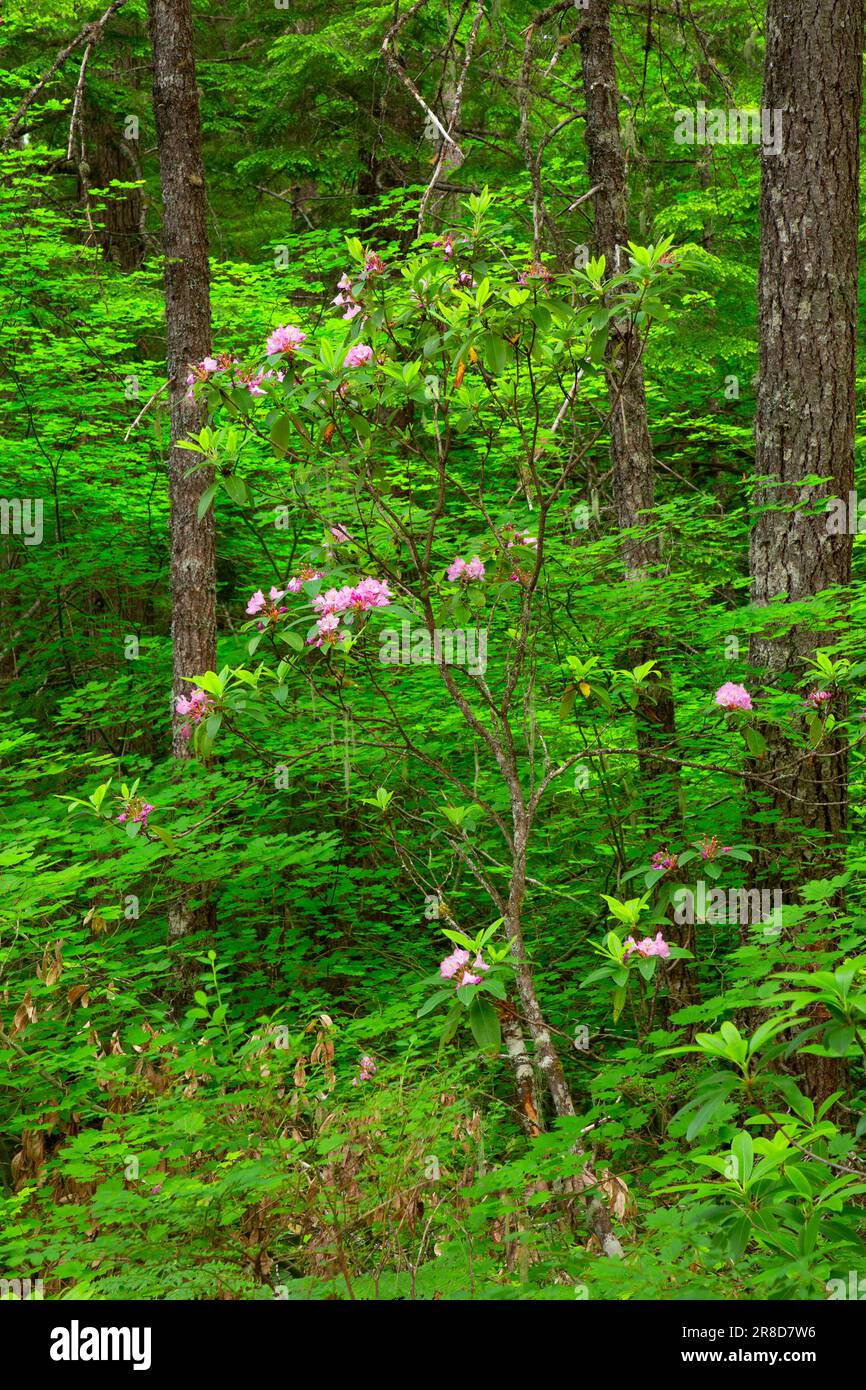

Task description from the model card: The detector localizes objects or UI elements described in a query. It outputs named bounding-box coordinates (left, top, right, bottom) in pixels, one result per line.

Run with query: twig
left=381, top=0, right=465, bottom=154
left=123, top=379, right=169, bottom=440
left=416, top=0, right=484, bottom=233
left=2, top=0, right=128, bottom=152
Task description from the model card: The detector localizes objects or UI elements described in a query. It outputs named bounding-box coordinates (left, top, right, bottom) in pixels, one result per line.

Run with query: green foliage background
left=0, top=0, right=865, bottom=1301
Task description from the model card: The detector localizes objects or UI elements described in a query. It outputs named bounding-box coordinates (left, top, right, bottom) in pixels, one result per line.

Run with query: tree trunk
left=578, top=0, right=687, bottom=1002
left=750, top=0, right=862, bottom=1102
left=147, top=0, right=217, bottom=975
left=84, top=78, right=146, bottom=269
left=506, top=809, right=576, bottom=1119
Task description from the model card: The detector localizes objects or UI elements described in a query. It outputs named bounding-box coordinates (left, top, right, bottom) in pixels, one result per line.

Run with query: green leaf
left=467, top=997, right=501, bottom=1054
left=744, top=726, right=767, bottom=757
left=417, top=989, right=455, bottom=1018
left=731, top=1130, right=754, bottom=1186
left=480, top=331, right=508, bottom=375
left=222, top=474, right=247, bottom=506
left=196, top=482, right=218, bottom=520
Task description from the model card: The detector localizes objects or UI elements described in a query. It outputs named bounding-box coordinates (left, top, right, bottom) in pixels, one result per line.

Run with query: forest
left=1, top=0, right=866, bottom=1326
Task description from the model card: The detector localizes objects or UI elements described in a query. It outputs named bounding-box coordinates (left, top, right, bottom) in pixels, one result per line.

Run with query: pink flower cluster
left=333, top=273, right=363, bottom=321
left=176, top=688, right=215, bottom=740
left=714, top=682, right=752, bottom=711
left=650, top=847, right=678, bottom=872
left=333, top=256, right=384, bottom=323
left=343, top=343, right=374, bottom=369
left=447, top=555, right=485, bottom=583
left=117, top=798, right=155, bottom=830
left=185, top=353, right=288, bottom=401
left=439, top=947, right=490, bottom=988
left=805, top=688, right=832, bottom=710
left=351, top=1055, right=377, bottom=1086
left=518, top=260, right=554, bottom=285
left=503, top=527, right=537, bottom=551
left=624, top=932, right=670, bottom=961
left=432, top=234, right=455, bottom=260
left=286, top=564, right=325, bottom=594
left=239, top=365, right=285, bottom=397
left=310, top=576, right=393, bottom=646
left=699, top=834, right=731, bottom=861
left=266, top=324, right=306, bottom=356
left=246, top=585, right=288, bottom=630
left=185, top=355, right=219, bottom=398
left=187, top=357, right=288, bottom=400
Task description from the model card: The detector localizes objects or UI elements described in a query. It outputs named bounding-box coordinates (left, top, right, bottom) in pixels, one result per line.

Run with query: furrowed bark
left=147, top=0, right=217, bottom=979
left=578, top=0, right=687, bottom=1005
left=750, top=0, right=862, bottom=1103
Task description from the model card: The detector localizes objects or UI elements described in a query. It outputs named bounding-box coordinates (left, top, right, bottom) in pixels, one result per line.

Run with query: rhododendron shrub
left=418, top=920, right=510, bottom=1054
left=174, top=191, right=686, bottom=1122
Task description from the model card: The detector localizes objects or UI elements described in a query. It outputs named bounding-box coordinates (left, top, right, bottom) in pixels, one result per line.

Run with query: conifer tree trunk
left=750, top=0, right=862, bottom=1102
left=147, top=0, right=217, bottom=966
left=578, top=0, right=688, bottom=1004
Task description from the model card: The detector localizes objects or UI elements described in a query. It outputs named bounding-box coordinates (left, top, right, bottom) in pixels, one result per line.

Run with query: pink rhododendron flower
left=699, top=834, right=731, bottom=861
left=805, top=688, right=832, bottom=710
left=352, top=1054, right=377, bottom=1085
left=330, top=526, right=351, bottom=544
left=343, top=343, right=374, bottom=369
left=314, top=586, right=354, bottom=616
left=714, top=682, right=752, bottom=711
left=286, top=565, right=324, bottom=594
left=266, top=324, right=306, bottom=355
left=624, top=932, right=670, bottom=960
left=230, top=365, right=283, bottom=396
left=518, top=260, right=554, bottom=285
left=307, top=575, right=391, bottom=646
left=504, top=527, right=537, bottom=551
left=364, top=251, right=385, bottom=274
left=246, top=586, right=287, bottom=629
left=176, top=688, right=214, bottom=739
left=117, top=799, right=154, bottom=830
left=349, top=576, right=392, bottom=610
left=439, top=947, right=490, bottom=988
left=650, top=847, right=678, bottom=872
left=440, top=947, right=470, bottom=979
left=185, top=356, right=220, bottom=399
left=432, top=234, right=455, bottom=259
left=333, top=271, right=367, bottom=320
left=447, top=556, right=485, bottom=583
